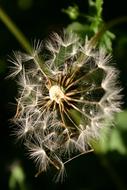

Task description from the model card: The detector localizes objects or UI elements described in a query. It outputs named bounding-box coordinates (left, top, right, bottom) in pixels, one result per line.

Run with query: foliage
left=93, top=111, right=127, bottom=155
left=9, top=162, right=27, bottom=190
left=63, top=0, right=115, bottom=51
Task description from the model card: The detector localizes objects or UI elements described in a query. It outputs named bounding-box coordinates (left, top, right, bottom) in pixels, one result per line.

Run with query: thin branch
left=0, top=7, right=32, bottom=54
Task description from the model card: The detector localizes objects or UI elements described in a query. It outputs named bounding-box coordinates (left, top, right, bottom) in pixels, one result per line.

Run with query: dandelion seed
left=9, top=31, right=122, bottom=181
left=7, top=52, right=22, bottom=78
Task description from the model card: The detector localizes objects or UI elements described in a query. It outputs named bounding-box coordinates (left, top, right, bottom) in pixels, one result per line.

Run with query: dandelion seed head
left=9, top=31, right=122, bottom=181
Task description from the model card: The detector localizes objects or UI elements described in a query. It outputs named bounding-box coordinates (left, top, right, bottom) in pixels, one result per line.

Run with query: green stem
left=89, top=16, right=127, bottom=48
left=0, top=7, right=51, bottom=76
left=0, top=7, right=32, bottom=53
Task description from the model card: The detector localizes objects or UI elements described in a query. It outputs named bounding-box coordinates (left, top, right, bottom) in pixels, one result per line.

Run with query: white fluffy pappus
left=9, top=31, right=122, bottom=181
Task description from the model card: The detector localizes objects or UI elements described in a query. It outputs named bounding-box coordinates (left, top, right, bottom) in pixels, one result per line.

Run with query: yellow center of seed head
left=49, top=85, right=65, bottom=104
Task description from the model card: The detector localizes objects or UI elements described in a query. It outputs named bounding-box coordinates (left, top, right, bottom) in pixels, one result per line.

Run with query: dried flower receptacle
left=9, top=32, right=122, bottom=181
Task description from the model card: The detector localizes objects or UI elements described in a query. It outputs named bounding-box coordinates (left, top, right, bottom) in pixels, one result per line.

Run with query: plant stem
left=0, top=7, right=50, bottom=76
left=0, top=7, right=32, bottom=54
left=89, top=16, right=127, bottom=48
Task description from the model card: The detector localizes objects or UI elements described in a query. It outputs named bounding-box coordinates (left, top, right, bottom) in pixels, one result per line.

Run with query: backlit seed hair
left=9, top=31, right=122, bottom=181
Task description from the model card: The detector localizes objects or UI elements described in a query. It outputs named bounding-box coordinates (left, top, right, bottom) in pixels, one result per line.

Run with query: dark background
left=0, top=0, right=127, bottom=189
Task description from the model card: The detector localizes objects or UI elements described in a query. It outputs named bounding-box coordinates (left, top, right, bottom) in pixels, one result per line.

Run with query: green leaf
left=109, top=128, right=127, bottom=154
left=115, top=111, right=127, bottom=130
left=99, top=31, right=115, bottom=52
left=92, top=111, right=127, bottom=155
left=62, top=5, right=79, bottom=20
left=9, top=163, right=26, bottom=190
left=66, top=22, right=90, bottom=38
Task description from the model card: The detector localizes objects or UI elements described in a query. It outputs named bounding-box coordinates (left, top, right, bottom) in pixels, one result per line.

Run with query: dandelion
left=9, top=31, right=122, bottom=181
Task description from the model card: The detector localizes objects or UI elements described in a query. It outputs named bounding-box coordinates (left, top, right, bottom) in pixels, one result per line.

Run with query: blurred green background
left=0, top=0, right=127, bottom=189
